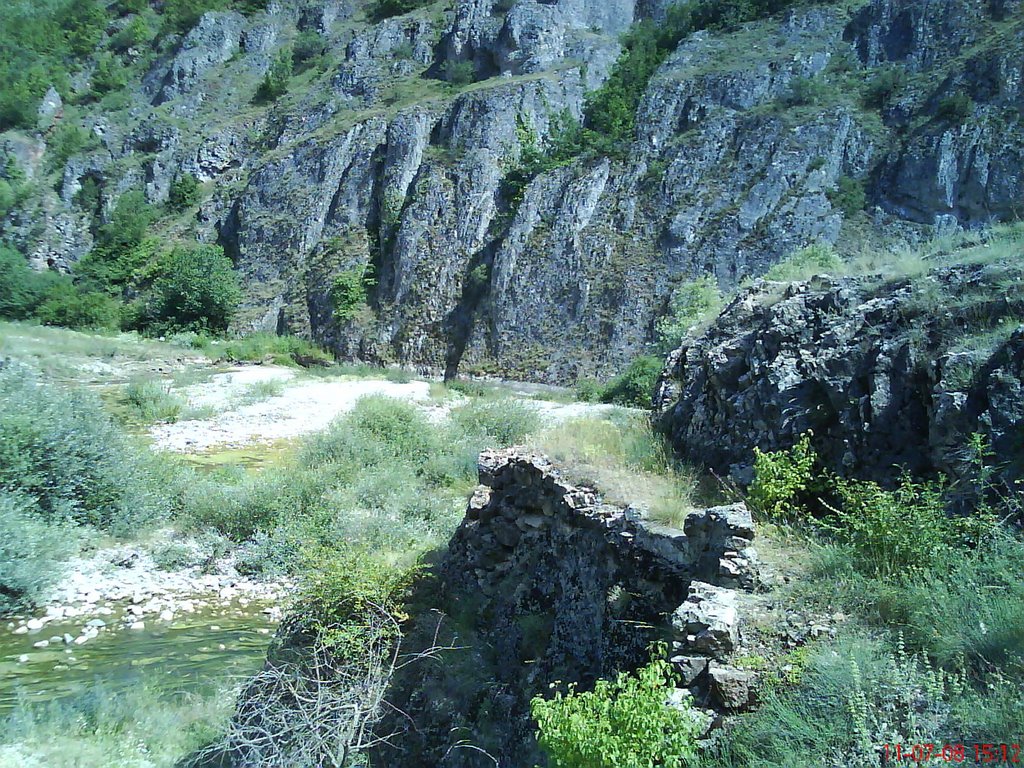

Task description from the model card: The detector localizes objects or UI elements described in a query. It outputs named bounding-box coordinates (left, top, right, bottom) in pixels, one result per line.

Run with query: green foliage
left=442, top=60, right=476, bottom=86
left=34, top=283, right=122, bottom=330
left=862, top=64, right=907, bottom=109
left=122, top=377, right=185, bottom=423
left=654, top=276, right=723, bottom=354
left=47, top=123, right=101, bottom=172
left=297, top=547, right=418, bottom=650
left=367, top=0, right=433, bottom=22
left=763, top=242, right=842, bottom=282
left=254, top=47, right=293, bottom=103
left=936, top=91, right=973, bottom=123
left=780, top=75, right=827, bottom=107
left=747, top=432, right=821, bottom=520
left=90, top=51, right=127, bottom=96
left=136, top=244, right=242, bottom=334
left=450, top=398, right=540, bottom=446
left=219, top=332, right=333, bottom=366
left=168, top=173, right=200, bottom=211
left=598, top=355, right=662, bottom=408
left=75, top=192, right=158, bottom=293
left=0, top=365, right=168, bottom=533
left=0, top=247, right=66, bottom=320
left=292, top=30, right=325, bottom=72
left=824, top=475, right=958, bottom=576
left=331, top=265, right=375, bottom=322
left=0, top=490, right=78, bottom=614
left=161, top=0, right=267, bottom=37
left=828, top=175, right=867, bottom=217
left=109, top=14, right=151, bottom=52
left=531, top=646, right=704, bottom=768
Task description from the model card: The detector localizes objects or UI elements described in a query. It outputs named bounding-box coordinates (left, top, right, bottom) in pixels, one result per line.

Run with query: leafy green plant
left=168, top=173, right=200, bottom=211
left=655, top=276, right=723, bottom=353
left=0, top=365, right=169, bottom=532
left=0, top=490, right=78, bottom=614
left=450, top=398, right=540, bottom=447
left=862, top=64, right=907, bottom=109
left=254, top=47, right=293, bottom=103
left=331, top=265, right=375, bottom=322
left=219, top=332, right=333, bottom=366
left=747, top=432, right=821, bottom=520
left=598, top=355, right=662, bottom=408
left=828, top=176, right=867, bottom=217
left=0, top=246, right=67, bottom=320
left=763, top=242, right=843, bottom=282
left=936, top=91, right=973, bottom=124
left=34, top=283, right=122, bottom=330
left=136, top=244, right=242, bottom=334
left=531, top=646, right=704, bottom=768
left=824, top=475, right=954, bottom=576
left=781, top=75, right=827, bottom=107
left=367, top=0, right=433, bottom=22
left=442, top=60, right=475, bottom=86
left=123, top=377, right=185, bottom=423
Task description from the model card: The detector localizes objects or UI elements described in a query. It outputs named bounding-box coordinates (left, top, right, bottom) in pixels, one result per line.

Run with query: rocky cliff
left=654, top=252, right=1024, bottom=489
left=3, top=0, right=1023, bottom=381
left=373, top=449, right=760, bottom=768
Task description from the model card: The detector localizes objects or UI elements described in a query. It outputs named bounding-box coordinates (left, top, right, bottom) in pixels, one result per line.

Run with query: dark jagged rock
left=375, top=449, right=759, bottom=768
left=655, top=267, right=1024, bottom=489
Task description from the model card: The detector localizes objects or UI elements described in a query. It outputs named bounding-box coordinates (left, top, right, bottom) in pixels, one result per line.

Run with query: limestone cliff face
left=3, top=0, right=1023, bottom=381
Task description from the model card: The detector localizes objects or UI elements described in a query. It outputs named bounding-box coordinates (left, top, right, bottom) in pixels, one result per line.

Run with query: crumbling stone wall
left=375, top=449, right=759, bottom=768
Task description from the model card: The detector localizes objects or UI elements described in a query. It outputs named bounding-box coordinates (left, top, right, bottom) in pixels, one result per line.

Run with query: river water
left=0, top=600, right=277, bottom=714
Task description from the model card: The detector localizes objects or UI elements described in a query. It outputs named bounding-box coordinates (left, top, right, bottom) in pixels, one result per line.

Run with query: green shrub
left=0, top=365, right=168, bottom=533
left=137, top=244, right=242, bottom=334
left=34, top=283, right=122, bottom=330
left=297, top=547, right=419, bottom=651
left=531, top=646, right=704, bottom=768
left=168, top=173, right=200, bottom=211
left=0, top=490, right=78, bottom=614
left=781, top=75, right=827, bottom=107
left=599, top=355, right=662, bottom=408
left=575, top=378, right=602, bottom=403
left=219, top=332, right=332, bottom=366
left=47, top=123, right=101, bottom=172
left=747, top=432, right=821, bottom=520
left=0, top=247, right=67, bottom=320
left=825, top=475, right=955, bottom=576
left=763, top=242, right=843, bottom=282
left=862, top=64, right=907, bottom=109
left=90, top=52, right=127, bottom=96
left=254, top=48, right=292, bottom=103
left=450, top=398, right=540, bottom=447
left=368, top=0, right=433, bottom=22
left=828, top=175, right=867, bottom=217
left=292, top=30, right=325, bottom=72
left=655, top=276, right=723, bottom=354
left=123, top=377, right=185, bottom=423
left=936, top=91, right=973, bottom=123
left=331, top=265, right=374, bottom=322
left=442, top=60, right=475, bottom=86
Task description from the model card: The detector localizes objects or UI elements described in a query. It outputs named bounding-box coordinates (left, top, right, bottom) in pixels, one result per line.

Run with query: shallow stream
left=0, top=600, right=277, bottom=713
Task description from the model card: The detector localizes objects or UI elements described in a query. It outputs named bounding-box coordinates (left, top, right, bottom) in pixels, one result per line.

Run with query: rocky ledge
left=374, top=449, right=762, bottom=768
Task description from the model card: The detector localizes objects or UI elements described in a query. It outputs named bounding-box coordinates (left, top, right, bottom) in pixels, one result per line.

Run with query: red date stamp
left=883, top=744, right=1022, bottom=763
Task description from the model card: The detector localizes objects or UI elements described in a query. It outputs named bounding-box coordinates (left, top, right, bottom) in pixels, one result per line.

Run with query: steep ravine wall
left=4, top=0, right=1023, bottom=383
left=372, top=449, right=760, bottom=768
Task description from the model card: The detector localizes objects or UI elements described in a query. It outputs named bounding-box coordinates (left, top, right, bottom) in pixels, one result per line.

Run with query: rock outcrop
left=2, top=0, right=1023, bottom=381
left=375, top=449, right=759, bottom=768
left=655, top=263, right=1024, bottom=489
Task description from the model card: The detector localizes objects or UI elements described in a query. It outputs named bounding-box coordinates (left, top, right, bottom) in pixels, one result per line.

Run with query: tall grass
left=533, top=413, right=706, bottom=528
